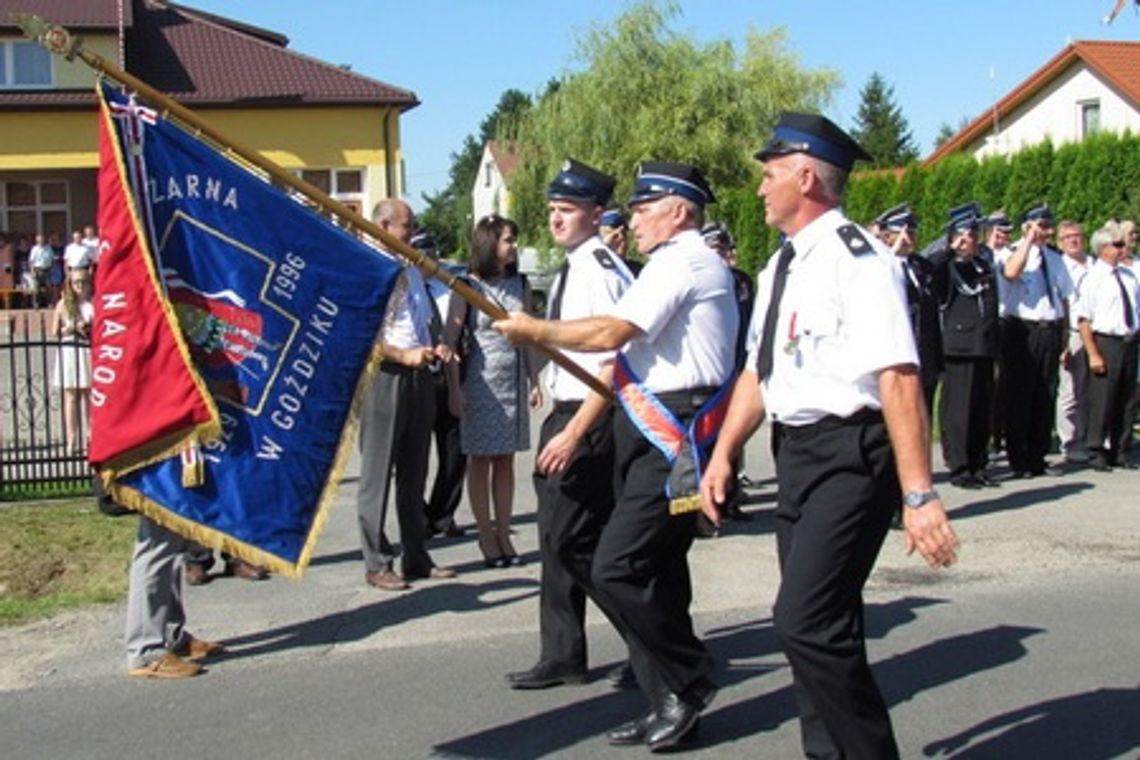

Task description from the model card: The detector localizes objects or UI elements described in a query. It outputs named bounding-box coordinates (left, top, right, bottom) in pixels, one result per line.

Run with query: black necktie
left=755, top=241, right=795, bottom=380
left=1113, top=267, right=1135, bottom=331
left=548, top=261, right=570, bottom=320
left=1038, top=247, right=1057, bottom=311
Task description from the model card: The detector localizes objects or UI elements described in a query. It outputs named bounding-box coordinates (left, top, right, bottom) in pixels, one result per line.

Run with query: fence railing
left=0, top=308, right=93, bottom=496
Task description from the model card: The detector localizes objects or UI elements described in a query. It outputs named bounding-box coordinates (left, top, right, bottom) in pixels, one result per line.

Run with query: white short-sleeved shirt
left=611, top=228, right=737, bottom=393
left=64, top=242, right=91, bottom=270
left=382, top=263, right=433, bottom=350
left=744, top=208, right=917, bottom=427
left=995, top=243, right=1073, bottom=321
left=1061, top=252, right=1092, bottom=329
left=547, top=236, right=633, bottom=401
left=1075, top=258, right=1140, bottom=338
left=82, top=235, right=102, bottom=265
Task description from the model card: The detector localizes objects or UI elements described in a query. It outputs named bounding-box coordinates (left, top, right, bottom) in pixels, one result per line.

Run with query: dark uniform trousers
left=1000, top=318, right=1064, bottom=472
left=356, top=361, right=435, bottom=575
left=772, top=411, right=900, bottom=760
left=1085, top=335, right=1139, bottom=463
left=424, top=372, right=466, bottom=530
left=939, top=358, right=994, bottom=477
left=533, top=403, right=622, bottom=667
left=591, top=396, right=714, bottom=707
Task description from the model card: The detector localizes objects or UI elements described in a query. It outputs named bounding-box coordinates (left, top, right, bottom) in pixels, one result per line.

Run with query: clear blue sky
left=186, top=1, right=1139, bottom=210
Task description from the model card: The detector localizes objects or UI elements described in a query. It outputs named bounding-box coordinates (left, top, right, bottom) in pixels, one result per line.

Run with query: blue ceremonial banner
left=99, top=81, right=403, bottom=576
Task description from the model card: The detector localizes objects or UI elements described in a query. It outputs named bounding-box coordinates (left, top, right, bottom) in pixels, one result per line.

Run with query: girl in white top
left=51, top=267, right=94, bottom=453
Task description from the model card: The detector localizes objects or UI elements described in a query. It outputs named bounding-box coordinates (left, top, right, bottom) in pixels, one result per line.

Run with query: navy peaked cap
left=947, top=201, right=982, bottom=232
left=983, top=209, right=1013, bottom=231
left=627, top=160, right=716, bottom=208
left=410, top=230, right=438, bottom=251
left=600, top=209, right=627, bottom=228
left=877, top=202, right=917, bottom=231
left=547, top=158, right=616, bottom=206
left=754, top=112, right=872, bottom=171
left=701, top=221, right=733, bottom=247
left=1021, top=202, right=1054, bottom=224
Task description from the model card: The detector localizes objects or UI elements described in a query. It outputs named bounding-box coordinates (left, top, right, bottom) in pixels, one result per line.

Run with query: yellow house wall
left=0, top=105, right=403, bottom=198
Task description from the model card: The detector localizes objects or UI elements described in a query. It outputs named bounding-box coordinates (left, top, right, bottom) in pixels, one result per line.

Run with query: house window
left=484, top=162, right=492, bottom=188
left=295, top=168, right=364, bottom=206
left=0, top=40, right=53, bottom=88
left=1079, top=100, right=1101, bottom=138
left=1, top=179, right=69, bottom=238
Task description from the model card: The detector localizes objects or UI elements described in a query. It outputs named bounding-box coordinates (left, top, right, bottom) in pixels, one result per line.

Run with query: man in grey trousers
left=125, top=516, right=224, bottom=678
left=356, top=199, right=456, bottom=590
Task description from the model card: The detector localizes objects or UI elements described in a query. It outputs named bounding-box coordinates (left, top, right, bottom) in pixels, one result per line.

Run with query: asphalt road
left=1, top=410, right=1138, bottom=759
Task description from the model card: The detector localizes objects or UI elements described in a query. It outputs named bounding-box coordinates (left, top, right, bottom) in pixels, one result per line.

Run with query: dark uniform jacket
left=899, top=254, right=944, bottom=385
left=929, top=247, right=999, bottom=358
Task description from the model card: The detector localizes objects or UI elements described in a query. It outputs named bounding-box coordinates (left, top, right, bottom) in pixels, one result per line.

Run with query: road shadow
left=702, top=623, right=1042, bottom=749
left=947, top=481, right=1094, bottom=521
left=433, top=597, right=1024, bottom=758
left=213, top=576, right=539, bottom=660
left=924, top=686, right=1140, bottom=759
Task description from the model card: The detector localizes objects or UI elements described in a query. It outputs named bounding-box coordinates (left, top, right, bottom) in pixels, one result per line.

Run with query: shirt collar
left=788, top=207, right=845, bottom=261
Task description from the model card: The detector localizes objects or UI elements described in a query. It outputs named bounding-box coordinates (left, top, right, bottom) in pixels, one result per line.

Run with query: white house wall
left=970, top=64, right=1140, bottom=159
left=472, top=144, right=510, bottom=224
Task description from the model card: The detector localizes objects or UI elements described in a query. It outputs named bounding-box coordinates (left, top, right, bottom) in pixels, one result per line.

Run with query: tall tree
left=509, top=1, right=840, bottom=254
left=850, top=72, right=918, bottom=168
left=418, top=89, right=533, bottom=257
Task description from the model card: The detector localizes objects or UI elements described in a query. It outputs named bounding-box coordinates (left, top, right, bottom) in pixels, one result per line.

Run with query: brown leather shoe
left=365, top=568, right=410, bottom=591
left=128, top=652, right=202, bottom=680
left=225, top=558, right=269, bottom=581
left=403, top=565, right=457, bottom=581
left=176, top=634, right=226, bottom=662
left=184, top=564, right=211, bottom=586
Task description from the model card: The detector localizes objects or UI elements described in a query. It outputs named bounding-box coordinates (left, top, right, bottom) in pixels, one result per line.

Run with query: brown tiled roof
left=0, top=0, right=133, bottom=29
left=924, top=40, right=1140, bottom=166
left=488, top=140, right=520, bottom=178
left=0, top=0, right=418, bottom=110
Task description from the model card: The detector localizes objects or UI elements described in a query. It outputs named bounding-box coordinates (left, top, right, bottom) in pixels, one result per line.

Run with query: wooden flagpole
left=13, top=14, right=614, bottom=401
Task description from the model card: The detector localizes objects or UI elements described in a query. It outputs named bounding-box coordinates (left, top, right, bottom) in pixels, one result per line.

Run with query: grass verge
left=0, top=498, right=136, bottom=626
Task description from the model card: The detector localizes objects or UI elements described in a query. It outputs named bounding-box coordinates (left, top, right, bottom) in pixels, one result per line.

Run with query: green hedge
left=714, top=132, right=1140, bottom=275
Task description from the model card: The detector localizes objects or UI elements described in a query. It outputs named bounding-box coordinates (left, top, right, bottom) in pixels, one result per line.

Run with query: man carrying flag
left=91, top=73, right=405, bottom=675
left=495, top=161, right=737, bottom=750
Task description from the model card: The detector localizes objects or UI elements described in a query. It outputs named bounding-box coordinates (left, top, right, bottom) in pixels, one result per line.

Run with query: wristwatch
left=903, top=489, right=940, bottom=509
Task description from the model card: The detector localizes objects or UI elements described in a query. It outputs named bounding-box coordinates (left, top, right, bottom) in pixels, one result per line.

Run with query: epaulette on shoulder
left=593, top=248, right=617, bottom=269
left=836, top=223, right=875, bottom=257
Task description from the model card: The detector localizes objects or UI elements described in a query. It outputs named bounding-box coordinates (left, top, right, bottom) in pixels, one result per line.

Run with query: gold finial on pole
left=11, top=14, right=83, bottom=60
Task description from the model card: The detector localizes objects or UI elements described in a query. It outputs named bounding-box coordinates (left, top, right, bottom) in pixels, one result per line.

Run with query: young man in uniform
left=506, top=159, right=635, bottom=690
left=495, top=161, right=738, bottom=750
left=700, top=112, right=959, bottom=759
left=930, top=203, right=1001, bottom=489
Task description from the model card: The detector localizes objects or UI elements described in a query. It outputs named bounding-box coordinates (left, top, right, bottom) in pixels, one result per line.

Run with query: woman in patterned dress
left=445, top=215, right=541, bottom=566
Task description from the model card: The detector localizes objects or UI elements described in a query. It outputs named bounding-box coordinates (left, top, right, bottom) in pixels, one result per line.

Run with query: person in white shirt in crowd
left=63, top=229, right=93, bottom=275
left=995, top=203, right=1074, bottom=478
left=1076, top=220, right=1140, bottom=471
left=1055, top=220, right=1093, bottom=463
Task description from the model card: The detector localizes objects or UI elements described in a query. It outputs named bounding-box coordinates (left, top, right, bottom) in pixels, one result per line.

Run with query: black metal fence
left=0, top=309, right=93, bottom=496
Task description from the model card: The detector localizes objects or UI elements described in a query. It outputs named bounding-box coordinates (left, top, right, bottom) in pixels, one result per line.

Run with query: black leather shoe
left=645, top=692, right=702, bottom=751
left=606, top=709, right=656, bottom=746
left=506, top=660, right=587, bottom=689
left=607, top=660, right=636, bottom=689
left=950, top=474, right=981, bottom=489
left=973, top=471, right=1001, bottom=488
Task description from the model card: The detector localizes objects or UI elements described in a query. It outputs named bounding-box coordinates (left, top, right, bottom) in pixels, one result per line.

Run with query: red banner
left=89, top=100, right=218, bottom=474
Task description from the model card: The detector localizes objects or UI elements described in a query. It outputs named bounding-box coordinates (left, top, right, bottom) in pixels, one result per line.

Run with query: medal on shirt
left=783, top=311, right=799, bottom=355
